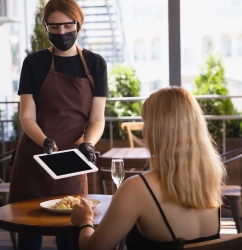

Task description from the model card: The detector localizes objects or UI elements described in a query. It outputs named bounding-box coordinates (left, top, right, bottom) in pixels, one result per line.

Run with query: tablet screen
left=33, top=149, right=98, bottom=179
left=38, top=151, right=91, bottom=176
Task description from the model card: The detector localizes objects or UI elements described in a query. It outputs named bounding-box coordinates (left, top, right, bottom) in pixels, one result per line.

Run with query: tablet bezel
left=33, top=149, right=98, bottom=180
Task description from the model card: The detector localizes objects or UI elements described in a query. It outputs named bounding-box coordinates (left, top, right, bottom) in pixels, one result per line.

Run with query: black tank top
left=126, top=174, right=220, bottom=250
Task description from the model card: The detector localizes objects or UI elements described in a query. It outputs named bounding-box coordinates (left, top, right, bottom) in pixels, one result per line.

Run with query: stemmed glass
left=111, top=157, right=125, bottom=189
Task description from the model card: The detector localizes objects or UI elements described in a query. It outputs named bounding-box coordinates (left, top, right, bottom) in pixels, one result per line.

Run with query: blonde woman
left=71, top=86, right=226, bottom=250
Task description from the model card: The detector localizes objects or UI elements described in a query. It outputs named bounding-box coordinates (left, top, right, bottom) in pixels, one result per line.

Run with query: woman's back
left=124, top=171, right=219, bottom=248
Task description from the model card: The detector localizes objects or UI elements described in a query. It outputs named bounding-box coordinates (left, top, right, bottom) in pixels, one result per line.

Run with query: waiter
left=8, top=0, right=108, bottom=249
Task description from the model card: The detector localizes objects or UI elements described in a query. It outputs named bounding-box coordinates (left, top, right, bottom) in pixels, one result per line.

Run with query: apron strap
left=77, top=46, right=95, bottom=95
left=50, top=46, right=95, bottom=95
left=50, top=47, right=55, bottom=71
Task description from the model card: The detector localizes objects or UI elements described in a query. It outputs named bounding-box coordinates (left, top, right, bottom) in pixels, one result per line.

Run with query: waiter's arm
left=19, top=94, right=47, bottom=147
left=84, top=97, right=106, bottom=146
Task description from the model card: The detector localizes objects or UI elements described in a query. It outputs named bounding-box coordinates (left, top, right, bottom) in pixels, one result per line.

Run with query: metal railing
left=1, top=95, right=242, bottom=154
left=106, top=95, right=242, bottom=152
left=105, top=114, right=242, bottom=153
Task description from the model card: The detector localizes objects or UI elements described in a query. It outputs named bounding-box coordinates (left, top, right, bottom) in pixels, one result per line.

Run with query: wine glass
left=111, top=157, right=125, bottom=189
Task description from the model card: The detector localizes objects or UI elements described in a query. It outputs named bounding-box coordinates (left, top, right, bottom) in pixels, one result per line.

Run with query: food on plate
left=50, top=196, right=93, bottom=209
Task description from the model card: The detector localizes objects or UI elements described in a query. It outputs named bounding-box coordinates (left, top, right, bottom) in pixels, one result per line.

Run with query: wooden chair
left=120, top=122, right=144, bottom=148
left=95, top=151, right=147, bottom=195
left=183, top=232, right=242, bottom=249
left=0, top=178, right=10, bottom=206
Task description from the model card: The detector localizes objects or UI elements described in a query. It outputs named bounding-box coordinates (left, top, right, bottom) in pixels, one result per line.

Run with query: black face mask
left=48, top=31, right=77, bottom=51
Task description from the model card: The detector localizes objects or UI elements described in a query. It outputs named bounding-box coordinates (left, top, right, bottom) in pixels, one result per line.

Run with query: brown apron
left=9, top=47, right=94, bottom=203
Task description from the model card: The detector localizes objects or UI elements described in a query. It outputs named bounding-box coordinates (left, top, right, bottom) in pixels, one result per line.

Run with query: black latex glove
left=79, top=142, right=96, bottom=163
left=43, top=138, right=58, bottom=154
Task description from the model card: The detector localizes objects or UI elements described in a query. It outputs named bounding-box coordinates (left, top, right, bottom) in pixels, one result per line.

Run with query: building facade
left=0, top=0, right=242, bottom=113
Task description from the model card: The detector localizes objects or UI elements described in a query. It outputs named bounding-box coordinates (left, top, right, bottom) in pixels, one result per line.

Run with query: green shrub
left=193, top=50, right=242, bottom=149
left=104, top=63, right=142, bottom=140
left=10, top=112, right=20, bottom=141
left=26, top=0, right=51, bottom=54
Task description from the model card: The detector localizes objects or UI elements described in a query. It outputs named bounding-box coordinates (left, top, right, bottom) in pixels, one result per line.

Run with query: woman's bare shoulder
left=117, top=174, right=143, bottom=195
left=109, top=173, right=150, bottom=217
left=116, top=170, right=157, bottom=200
left=121, top=171, right=150, bottom=186
left=124, top=170, right=157, bottom=183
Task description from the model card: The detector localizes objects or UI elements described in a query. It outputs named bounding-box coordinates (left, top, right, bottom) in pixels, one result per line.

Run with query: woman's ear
left=77, top=22, right=81, bottom=32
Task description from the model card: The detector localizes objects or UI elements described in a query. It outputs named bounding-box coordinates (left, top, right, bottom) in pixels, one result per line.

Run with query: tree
left=26, top=0, right=51, bottom=54
left=193, top=50, right=241, bottom=149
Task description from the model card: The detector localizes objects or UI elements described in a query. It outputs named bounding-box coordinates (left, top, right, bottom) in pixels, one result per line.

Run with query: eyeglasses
left=45, top=21, right=77, bottom=34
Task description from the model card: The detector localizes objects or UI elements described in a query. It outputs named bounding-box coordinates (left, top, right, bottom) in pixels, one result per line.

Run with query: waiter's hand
left=43, top=138, right=58, bottom=154
left=79, top=142, right=96, bottom=163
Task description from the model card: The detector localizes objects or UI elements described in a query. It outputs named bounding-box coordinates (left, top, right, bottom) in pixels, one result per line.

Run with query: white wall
left=120, top=0, right=169, bottom=97
left=0, top=0, right=39, bottom=103
left=1, top=0, right=242, bottom=104
left=0, top=23, right=12, bottom=101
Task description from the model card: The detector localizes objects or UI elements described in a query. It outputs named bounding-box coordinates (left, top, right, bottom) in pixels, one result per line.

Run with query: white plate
left=40, top=198, right=101, bottom=214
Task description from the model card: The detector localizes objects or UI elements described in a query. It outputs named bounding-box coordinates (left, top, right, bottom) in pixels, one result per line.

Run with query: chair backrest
left=0, top=149, right=15, bottom=182
left=220, top=147, right=242, bottom=158
left=183, top=233, right=242, bottom=250
left=95, top=151, right=146, bottom=194
left=0, top=172, right=10, bottom=206
left=0, top=149, right=15, bottom=164
left=121, top=122, right=144, bottom=148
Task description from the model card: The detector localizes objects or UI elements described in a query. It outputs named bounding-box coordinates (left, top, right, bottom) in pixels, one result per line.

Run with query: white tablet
left=33, top=149, right=98, bottom=180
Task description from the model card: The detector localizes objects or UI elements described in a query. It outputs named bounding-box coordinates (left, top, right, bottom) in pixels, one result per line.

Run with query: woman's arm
left=20, top=94, right=47, bottom=147
left=71, top=176, right=143, bottom=250
left=84, top=97, right=106, bottom=145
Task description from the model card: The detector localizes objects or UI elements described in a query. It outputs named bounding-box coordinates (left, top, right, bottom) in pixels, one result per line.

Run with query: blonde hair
left=43, top=0, right=84, bottom=32
left=141, top=86, right=226, bottom=209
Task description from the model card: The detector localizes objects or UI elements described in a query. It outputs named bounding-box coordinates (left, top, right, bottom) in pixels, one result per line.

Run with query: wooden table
left=101, top=147, right=150, bottom=159
left=0, top=194, right=112, bottom=249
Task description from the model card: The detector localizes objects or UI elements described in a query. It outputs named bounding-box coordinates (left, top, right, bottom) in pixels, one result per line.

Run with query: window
left=13, top=80, right=19, bottom=92
left=0, top=0, right=7, bottom=17
left=151, top=38, right=161, bottom=60
left=134, top=39, right=146, bottom=60
left=221, top=35, right=232, bottom=57
left=237, top=34, right=242, bottom=56
left=183, top=38, right=197, bottom=67
left=134, top=2, right=163, bottom=21
left=202, top=36, right=213, bottom=56
left=149, top=80, right=161, bottom=90
left=219, top=0, right=242, bottom=16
